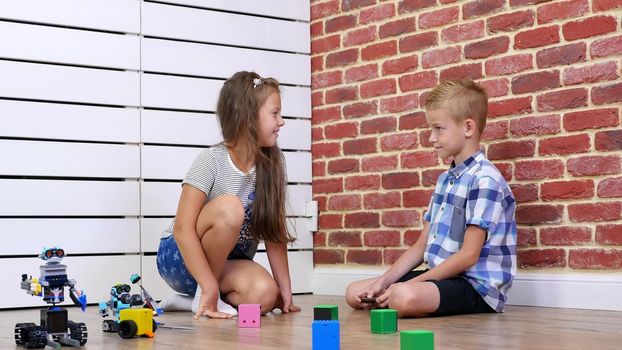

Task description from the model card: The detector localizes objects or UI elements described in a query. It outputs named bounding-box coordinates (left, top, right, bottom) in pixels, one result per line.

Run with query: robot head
left=39, top=247, right=65, bottom=263
left=110, top=284, right=131, bottom=298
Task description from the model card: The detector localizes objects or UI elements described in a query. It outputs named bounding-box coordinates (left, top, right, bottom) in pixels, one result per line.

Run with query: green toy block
left=370, top=309, right=397, bottom=334
left=314, top=305, right=339, bottom=320
left=400, top=330, right=434, bottom=350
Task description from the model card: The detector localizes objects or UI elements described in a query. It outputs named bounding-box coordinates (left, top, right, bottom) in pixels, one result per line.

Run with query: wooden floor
left=1, top=295, right=621, bottom=349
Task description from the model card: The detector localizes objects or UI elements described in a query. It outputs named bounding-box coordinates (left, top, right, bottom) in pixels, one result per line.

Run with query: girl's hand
left=193, top=285, right=233, bottom=320
left=275, top=290, right=301, bottom=314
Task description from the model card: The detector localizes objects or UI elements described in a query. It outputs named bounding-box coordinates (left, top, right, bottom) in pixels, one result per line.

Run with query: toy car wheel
left=68, top=321, right=88, bottom=346
left=152, top=319, right=158, bottom=333
left=14, top=322, right=36, bottom=345
left=26, top=326, right=48, bottom=349
left=118, top=320, right=138, bottom=339
left=102, top=320, right=118, bottom=333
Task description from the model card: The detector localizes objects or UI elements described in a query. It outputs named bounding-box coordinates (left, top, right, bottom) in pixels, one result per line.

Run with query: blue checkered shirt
left=423, top=150, right=517, bottom=312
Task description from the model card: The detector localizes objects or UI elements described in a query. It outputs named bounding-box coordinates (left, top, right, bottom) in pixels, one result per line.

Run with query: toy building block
left=400, top=330, right=434, bottom=350
left=370, top=309, right=398, bottom=334
left=312, top=320, right=340, bottom=350
left=238, top=304, right=261, bottom=328
left=314, top=304, right=339, bottom=320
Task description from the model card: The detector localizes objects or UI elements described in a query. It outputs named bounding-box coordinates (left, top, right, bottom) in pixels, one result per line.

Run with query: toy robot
left=99, top=274, right=160, bottom=339
left=15, top=247, right=88, bottom=349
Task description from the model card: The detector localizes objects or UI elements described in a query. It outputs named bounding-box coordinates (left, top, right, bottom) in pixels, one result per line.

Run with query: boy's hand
left=375, top=282, right=401, bottom=309
left=355, top=279, right=386, bottom=308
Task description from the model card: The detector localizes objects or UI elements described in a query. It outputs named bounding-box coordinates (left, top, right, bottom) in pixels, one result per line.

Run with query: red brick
left=342, top=0, right=376, bottom=11
left=485, top=54, right=533, bottom=76
left=569, top=202, right=622, bottom=222
left=325, top=86, right=358, bottom=104
left=362, top=155, right=399, bottom=172
left=510, top=0, right=552, bottom=6
left=312, top=91, right=323, bottom=107
left=400, top=32, right=438, bottom=53
left=364, top=230, right=401, bottom=247
left=518, top=249, right=566, bottom=268
left=311, top=0, right=339, bottom=20
left=441, top=21, right=485, bottom=43
left=361, top=41, right=398, bottom=61
left=539, top=134, right=590, bottom=156
left=495, top=162, right=513, bottom=181
left=319, top=213, right=343, bottom=229
left=384, top=249, right=407, bottom=264
left=364, top=192, right=401, bottom=209
left=347, top=249, right=383, bottom=265
left=515, top=159, right=564, bottom=180
left=487, top=10, right=535, bottom=33
left=361, top=117, right=397, bottom=135
left=593, top=0, right=622, bottom=11
left=328, top=231, right=362, bottom=247
left=360, top=3, right=396, bottom=25
left=563, top=108, right=619, bottom=131
left=481, top=121, right=508, bottom=141
left=325, top=15, right=357, bottom=34
left=345, top=64, right=378, bottom=82
left=382, top=55, right=418, bottom=75
left=465, top=37, right=510, bottom=59
left=399, top=111, right=428, bottom=130
left=343, top=101, right=378, bottom=118
left=563, top=16, right=618, bottom=41
left=345, top=212, right=380, bottom=228
left=511, top=71, right=560, bottom=94
left=598, top=177, right=622, bottom=198
left=536, top=42, right=586, bottom=68
left=405, top=230, right=423, bottom=246
left=314, top=249, right=345, bottom=264
left=312, top=142, right=341, bottom=159
left=311, top=35, right=341, bottom=54
left=541, top=180, right=594, bottom=201
left=313, top=160, right=325, bottom=176
left=314, top=231, right=326, bottom=247
left=596, top=224, right=622, bottom=245
left=591, top=35, right=622, bottom=59
left=592, top=82, right=622, bottom=105
left=595, top=130, right=622, bottom=152
left=421, top=46, right=461, bottom=69
left=398, top=0, right=436, bottom=14
left=463, top=0, right=505, bottom=19
left=344, top=26, right=377, bottom=47
left=516, top=204, right=564, bottom=224
left=564, top=61, right=619, bottom=86
left=315, top=195, right=327, bottom=211
left=422, top=169, right=446, bottom=187
left=541, top=226, right=592, bottom=246
left=311, top=56, right=323, bottom=73
left=360, top=78, right=397, bottom=98
left=314, top=178, right=343, bottom=194
left=510, top=114, right=560, bottom=136
left=488, top=140, right=535, bottom=160
left=404, top=189, right=435, bottom=207
left=511, top=184, right=538, bottom=203
left=537, top=88, right=588, bottom=112
left=380, top=93, right=418, bottom=113
left=419, top=129, right=433, bottom=147
left=380, top=133, right=418, bottom=151
left=345, top=175, right=380, bottom=190
left=343, top=138, right=377, bottom=155
left=312, top=106, right=342, bottom=126
left=324, top=122, right=358, bottom=139
left=569, top=249, right=622, bottom=269
left=479, top=78, right=510, bottom=98
left=312, top=71, right=342, bottom=89
left=382, top=172, right=420, bottom=189
left=487, top=97, right=532, bottom=118
left=440, top=63, right=483, bottom=81
left=537, top=0, right=589, bottom=24
left=327, top=158, right=360, bottom=174
left=399, top=71, right=438, bottom=92
left=517, top=227, right=537, bottom=247
left=515, top=26, right=560, bottom=49
left=567, top=155, right=621, bottom=176
left=379, top=18, right=416, bottom=39
left=383, top=210, right=420, bottom=227
left=401, top=151, right=439, bottom=168
left=419, top=7, right=459, bottom=29
left=311, top=22, right=323, bottom=38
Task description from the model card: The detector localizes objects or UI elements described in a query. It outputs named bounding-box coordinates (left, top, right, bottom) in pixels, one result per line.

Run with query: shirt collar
left=448, top=150, right=484, bottom=179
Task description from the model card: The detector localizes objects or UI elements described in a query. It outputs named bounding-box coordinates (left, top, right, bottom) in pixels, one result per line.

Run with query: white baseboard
left=313, top=268, right=622, bottom=311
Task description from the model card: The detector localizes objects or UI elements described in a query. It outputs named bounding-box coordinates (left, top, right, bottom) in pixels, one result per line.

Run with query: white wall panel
left=284, top=152, right=312, bottom=183
left=0, top=0, right=140, bottom=33
left=281, top=86, right=312, bottom=118
left=0, top=61, right=140, bottom=106
left=153, top=0, right=310, bottom=21
left=142, top=38, right=310, bottom=86
left=142, top=110, right=221, bottom=146
left=1, top=140, right=139, bottom=178
left=142, top=2, right=310, bottom=53
left=0, top=219, right=140, bottom=255
left=0, top=21, right=139, bottom=69
left=0, top=100, right=139, bottom=143
left=0, top=180, right=139, bottom=216
left=279, top=119, right=312, bottom=150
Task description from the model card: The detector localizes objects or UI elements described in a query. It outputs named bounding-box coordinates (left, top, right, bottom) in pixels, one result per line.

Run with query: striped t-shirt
left=162, top=143, right=259, bottom=259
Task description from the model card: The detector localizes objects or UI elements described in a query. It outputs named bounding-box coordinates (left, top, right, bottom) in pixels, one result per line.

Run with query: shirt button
left=450, top=180, right=454, bottom=185
left=441, top=206, right=444, bottom=211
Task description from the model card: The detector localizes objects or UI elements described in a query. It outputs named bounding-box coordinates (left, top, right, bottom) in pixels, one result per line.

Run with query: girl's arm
left=265, top=241, right=300, bottom=313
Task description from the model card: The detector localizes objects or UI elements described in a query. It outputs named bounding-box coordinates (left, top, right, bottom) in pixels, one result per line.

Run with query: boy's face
left=257, top=91, right=284, bottom=147
left=426, top=108, right=474, bottom=163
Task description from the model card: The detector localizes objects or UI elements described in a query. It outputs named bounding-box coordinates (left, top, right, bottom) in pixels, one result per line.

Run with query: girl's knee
left=247, top=278, right=279, bottom=314
left=199, top=195, right=245, bottom=233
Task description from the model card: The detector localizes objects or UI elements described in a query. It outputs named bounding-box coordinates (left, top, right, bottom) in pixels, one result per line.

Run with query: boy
left=345, top=79, right=516, bottom=317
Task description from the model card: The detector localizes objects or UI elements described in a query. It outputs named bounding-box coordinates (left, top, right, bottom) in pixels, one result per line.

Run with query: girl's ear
left=464, top=118, right=476, bottom=137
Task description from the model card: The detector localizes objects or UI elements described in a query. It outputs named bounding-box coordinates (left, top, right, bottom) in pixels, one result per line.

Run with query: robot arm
left=67, top=278, right=88, bottom=312
left=98, top=301, right=110, bottom=318
left=130, top=274, right=163, bottom=315
left=20, top=274, right=42, bottom=297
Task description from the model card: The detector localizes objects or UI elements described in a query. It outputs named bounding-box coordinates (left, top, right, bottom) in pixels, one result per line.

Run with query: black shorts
left=397, top=270, right=495, bottom=316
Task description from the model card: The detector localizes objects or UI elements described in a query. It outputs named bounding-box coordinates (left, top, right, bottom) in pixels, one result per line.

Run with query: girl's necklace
left=227, top=145, right=252, bottom=176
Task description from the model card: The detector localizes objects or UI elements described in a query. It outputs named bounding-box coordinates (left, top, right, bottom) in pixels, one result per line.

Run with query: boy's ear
left=464, top=118, right=476, bottom=137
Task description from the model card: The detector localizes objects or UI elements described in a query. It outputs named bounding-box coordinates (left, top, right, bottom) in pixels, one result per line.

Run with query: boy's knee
left=388, top=284, right=419, bottom=315
left=344, top=284, right=361, bottom=309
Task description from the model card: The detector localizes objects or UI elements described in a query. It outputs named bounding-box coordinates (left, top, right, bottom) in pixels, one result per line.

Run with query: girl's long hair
left=216, top=71, right=294, bottom=244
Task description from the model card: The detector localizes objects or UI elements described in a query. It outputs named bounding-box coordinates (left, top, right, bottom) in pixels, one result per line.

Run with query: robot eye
left=45, top=250, right=54, bottom=259
left=123, top=285, right=131, bottom=293
left=55, top=249, right=65, bottom=258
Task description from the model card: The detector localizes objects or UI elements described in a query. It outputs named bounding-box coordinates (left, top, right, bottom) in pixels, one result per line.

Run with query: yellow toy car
left=117, top=308, right=156, bottom=339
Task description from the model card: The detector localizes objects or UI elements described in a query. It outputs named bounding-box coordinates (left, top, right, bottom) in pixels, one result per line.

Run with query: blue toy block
left=312, top=320, right=340, bottom=350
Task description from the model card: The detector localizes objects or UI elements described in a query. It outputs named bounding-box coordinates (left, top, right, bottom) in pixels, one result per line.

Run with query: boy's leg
left=386, top=282, right=440, bottom=317
left=218, top=259, right=279, bottom=314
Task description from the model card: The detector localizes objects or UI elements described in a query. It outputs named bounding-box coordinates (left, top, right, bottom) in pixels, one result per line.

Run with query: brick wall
left=310, top=0, right=622, bottom=271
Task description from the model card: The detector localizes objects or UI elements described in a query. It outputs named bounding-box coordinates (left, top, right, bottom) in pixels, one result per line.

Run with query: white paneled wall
left=0, top=0, right=311, bottom=308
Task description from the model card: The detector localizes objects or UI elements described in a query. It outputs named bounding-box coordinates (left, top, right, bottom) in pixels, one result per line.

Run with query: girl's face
left=257, top=91, right=284, bottom=147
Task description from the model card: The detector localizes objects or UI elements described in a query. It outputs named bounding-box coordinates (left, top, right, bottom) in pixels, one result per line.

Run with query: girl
left=156, top=71, right=301, bottom=319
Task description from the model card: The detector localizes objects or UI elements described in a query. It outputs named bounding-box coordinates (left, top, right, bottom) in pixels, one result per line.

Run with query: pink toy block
left=238, top=304, right=261, bottom=328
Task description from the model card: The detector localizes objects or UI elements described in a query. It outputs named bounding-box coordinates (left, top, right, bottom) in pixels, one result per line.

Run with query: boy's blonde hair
left=425, top=79, right=488, bottom=134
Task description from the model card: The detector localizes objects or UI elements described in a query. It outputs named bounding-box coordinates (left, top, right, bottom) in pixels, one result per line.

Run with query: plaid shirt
left=423, top=150, right=517, bottom=312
